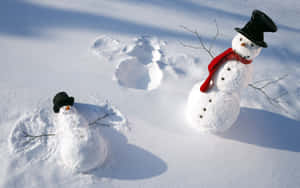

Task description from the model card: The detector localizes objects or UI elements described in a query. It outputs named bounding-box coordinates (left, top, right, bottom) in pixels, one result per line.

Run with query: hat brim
left=235, top=28, right=268, bottom=48
left=53, top=105, right=60, bottom=113
left=68, top=97, right=74, bottom=106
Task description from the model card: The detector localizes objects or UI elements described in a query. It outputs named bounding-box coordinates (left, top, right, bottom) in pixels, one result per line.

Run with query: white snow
left=91, top=36, right=123, bottom=61
left=113, top=36, right=164, bottom=90
left=55, top=106, right=108, bottom=173
left=1, top=0, right=300, bottom=188
left=186, top=81, right=241, bottom=132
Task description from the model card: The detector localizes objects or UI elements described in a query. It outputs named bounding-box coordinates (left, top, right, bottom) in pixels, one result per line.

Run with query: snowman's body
left=56, top=106, right=108, bottom=172
left=186, top=33, right=261, bottom=132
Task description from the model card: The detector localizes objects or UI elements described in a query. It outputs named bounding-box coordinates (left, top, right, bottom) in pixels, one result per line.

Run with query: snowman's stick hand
left=259, top=74, right=288, bottom=89
left=248, top=74, right=289, bottom=108
left=249, top=74, right=288, bottom=91
left=88, top=112, right=116, bottom=127
left=209, top=19, right=220, bottom=53
left=22, top=130, right=55, bottom=144
left=22, top=131, right=56, bottom=138
left=273, top=90, right=289, bottom=103
left=93, top=122, right=111, bottom=127
left=179, top=25, right=215, bottom=59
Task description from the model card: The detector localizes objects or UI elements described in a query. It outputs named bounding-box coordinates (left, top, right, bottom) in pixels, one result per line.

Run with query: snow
left=56, top=106, right=108, bottom=173
left=187, top=81, right=241, bottom=132
left=113, top=36, right=164, bottom=90
left=1, top=0, right=300, bottom=188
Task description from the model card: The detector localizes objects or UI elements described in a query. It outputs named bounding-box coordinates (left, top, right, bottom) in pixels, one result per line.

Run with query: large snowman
left=53, top=92, right=108, bottom=172
left=186, top=10, right=277, bottom=132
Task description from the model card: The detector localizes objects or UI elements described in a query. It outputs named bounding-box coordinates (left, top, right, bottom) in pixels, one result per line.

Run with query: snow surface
left=1, top=0, right=300, bottom=187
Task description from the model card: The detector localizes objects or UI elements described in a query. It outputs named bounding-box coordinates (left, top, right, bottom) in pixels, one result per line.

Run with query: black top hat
left=53, top=91, right=74, bottom=113
left=235, top=9, right=277, bottom=48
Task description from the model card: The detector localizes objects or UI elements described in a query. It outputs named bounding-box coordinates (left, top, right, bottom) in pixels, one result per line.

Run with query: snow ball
left=213, top=60, right=253, bottom=92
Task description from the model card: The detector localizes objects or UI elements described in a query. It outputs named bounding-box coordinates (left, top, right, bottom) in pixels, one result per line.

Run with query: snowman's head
left=232, top=33, right=262, bottom=60
left=59, top=105, right=77, bottom=115
left=213, top=60, right=253, bottom=92
left=57, top=105, right=84, bottom=130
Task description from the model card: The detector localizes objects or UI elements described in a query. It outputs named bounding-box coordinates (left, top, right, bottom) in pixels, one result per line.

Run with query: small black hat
left=235, top=9, right=277, bottom=48
left=53, top=91, right=74, bottom=113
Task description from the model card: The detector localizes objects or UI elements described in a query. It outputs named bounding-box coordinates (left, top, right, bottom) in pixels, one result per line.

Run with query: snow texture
left=9, top=99, right=128, bottom=175
left=9, top=105, right=57, bottom=165
left=115, top=36, right=164, bottom=90
left=91, top=36, right=123, bottom=61
left=1, top=1, right=300, bottom=187
left=92, top=35, right=164, bottom=90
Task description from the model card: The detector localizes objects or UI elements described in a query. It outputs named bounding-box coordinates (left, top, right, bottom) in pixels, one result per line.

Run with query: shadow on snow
left=75, top=102, right=168, bottom=180
left=218, top=107, right=300, bottom=152
left=91, top=126, right=168, bottom=180
left=1, top=1, right=298, bottom=63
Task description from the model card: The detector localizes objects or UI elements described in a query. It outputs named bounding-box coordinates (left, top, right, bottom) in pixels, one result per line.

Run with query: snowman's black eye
left=240, top=38, right=242, bottom=41
left=227, top=67, right=231, bottom=71
left=250, top=43, right=254, bottom=47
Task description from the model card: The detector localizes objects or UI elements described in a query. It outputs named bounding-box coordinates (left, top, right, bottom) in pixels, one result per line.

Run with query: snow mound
left=115, top=36, right=164, bottom=90
left=91, top=36, right=123, bottom=60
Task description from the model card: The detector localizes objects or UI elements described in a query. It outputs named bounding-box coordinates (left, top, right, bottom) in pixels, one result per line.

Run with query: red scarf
left=200, top=48, right=252, bottom=92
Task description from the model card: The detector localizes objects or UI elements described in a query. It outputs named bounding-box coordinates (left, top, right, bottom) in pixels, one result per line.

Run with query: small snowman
left=53, top=92, right=108, bottom=172
left=186, top=10, right=277, bottom=132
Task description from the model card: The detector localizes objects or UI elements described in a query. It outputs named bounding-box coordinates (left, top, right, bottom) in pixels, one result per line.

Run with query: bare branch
left=22, top=131, right=55, bottom=144
left=251, top=78, right=274, bottom=85
left=260, top=74, right=288, bottom=89
left=273, top=91, right=289, bottom=103
left=179, top=25, right=215, bottom=59
left=88, top=112, right=116, bottom=127
left=248, top=74, right=289, bottom=107
left=209, top=19, right=220, bottom=52
left=23, top=131, right=56, bottom=138
left=21, top=112, right=116, bottom=145
left=179, top=41, right=203, bottom=50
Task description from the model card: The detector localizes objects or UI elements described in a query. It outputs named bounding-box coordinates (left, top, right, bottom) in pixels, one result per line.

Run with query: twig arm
left=179, top=25, right=215, bottom=59
left=248, top=74, right=289, bottom=106
left=88, top=112, right=116, bottom=127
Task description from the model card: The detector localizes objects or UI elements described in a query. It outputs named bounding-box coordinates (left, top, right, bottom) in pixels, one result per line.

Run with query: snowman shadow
left=90, top=126, right=167, bottom=180
left=74, top=103, right=167, bottom=179
left=217, top=107, right=300, bottom=152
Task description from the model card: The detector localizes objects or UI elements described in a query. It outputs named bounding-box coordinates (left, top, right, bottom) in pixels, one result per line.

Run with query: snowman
left=186, top=10, right=277, bottom=132
left=53, top=92, right=108, bottom=172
